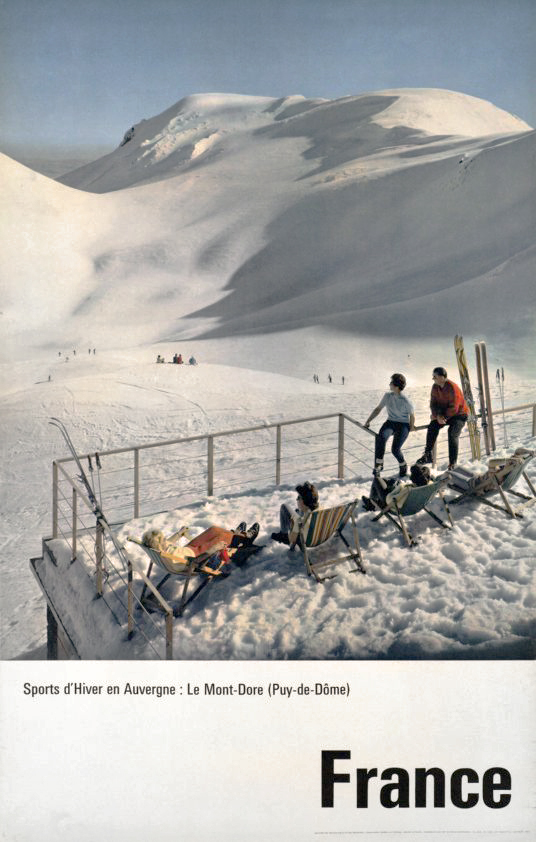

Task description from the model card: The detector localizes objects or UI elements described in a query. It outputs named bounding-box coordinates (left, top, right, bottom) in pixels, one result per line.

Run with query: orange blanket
left=187, top=526, right=234, bottom=557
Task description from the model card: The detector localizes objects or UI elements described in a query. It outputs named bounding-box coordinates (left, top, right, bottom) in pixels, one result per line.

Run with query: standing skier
left=417, top=367, right=468, bottom=469
left=365, top=373, right=415, bottom=477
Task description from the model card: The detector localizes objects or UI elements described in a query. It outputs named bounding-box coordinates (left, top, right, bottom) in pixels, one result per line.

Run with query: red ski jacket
left=430, top=380, right=468, bottom=420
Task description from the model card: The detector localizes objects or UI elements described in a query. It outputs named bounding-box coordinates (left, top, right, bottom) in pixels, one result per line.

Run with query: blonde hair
left=142, top=529, right=168, bottom=551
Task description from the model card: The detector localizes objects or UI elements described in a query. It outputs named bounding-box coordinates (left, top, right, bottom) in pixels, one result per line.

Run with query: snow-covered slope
left=1, top=88, right=535, bottom=659
left=2, top=88, right=534, bottom=368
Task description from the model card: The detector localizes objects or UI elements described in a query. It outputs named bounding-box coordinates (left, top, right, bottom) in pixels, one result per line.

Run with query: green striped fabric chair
left=290, top=500, right=366, bottom=582
left=371, top=478, right=453, bottom=547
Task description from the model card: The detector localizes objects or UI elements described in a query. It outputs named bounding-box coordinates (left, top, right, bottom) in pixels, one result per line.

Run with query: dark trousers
left=374, top=420, right=410, bottom=465
left=425, top=415, right=467, bottom=465
left=280, top=504, right=293, bottom=533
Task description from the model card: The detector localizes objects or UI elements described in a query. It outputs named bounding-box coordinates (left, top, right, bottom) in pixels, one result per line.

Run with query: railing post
left=165, top=612, right=173, bottom=660
left=207, top=436, right=214, bottom=496
left=432, top=441, right=438, bottom=468
left=134, top=448, right=140, bottom=518
left=47, top=606, right=58, bottom=660
left=533, top=405, right=536, bottom=438
left=127, top=559, right=134, bottom=640
left=52, top=462, right=59, bottom=538
left=275, top=425, right=282, bottom=485
left=71, top=488, right=77, bottom=562
left=338, top=414, right=345, bottom=479
left=95, top=520, right=104, bottom=596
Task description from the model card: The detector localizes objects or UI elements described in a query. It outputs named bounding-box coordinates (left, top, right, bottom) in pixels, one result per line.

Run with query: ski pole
left=496, top=368, right=509, bottom=447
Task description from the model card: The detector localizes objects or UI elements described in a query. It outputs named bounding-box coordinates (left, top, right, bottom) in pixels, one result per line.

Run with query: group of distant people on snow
left=156, top=353, right=197, bottom=365
left=57, top=348, right=96, bottom=360
left=313, top=373, right=345, bottom=384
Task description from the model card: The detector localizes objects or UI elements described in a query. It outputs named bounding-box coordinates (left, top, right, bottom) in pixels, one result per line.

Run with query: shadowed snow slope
left=1, top=88, right=535, bottom=368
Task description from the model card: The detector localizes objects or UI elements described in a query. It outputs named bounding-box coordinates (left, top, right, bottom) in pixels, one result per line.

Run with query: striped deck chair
left=448, top=448, right=536, bottom=518
left=127, top=537, right=230, bottom=617
left=370, top=478, right=453, bottom=547
left=290, top=500, right=366, bottom=582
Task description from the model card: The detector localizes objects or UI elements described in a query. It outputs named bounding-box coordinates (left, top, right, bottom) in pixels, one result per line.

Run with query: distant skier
left=177, top=354, right=183, bottom=364
left=328, top=374, right=332, bottom=383
left=416, top=367, right=468, bottom=470
left=189, top=355, right=197, bottom=365
left=365, top=373, right=415, bottom=477
left=342, top=376, right=345, bottom=385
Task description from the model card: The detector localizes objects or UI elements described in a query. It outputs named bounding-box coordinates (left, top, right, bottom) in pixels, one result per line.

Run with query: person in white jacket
left=365, top=373, right=415, bottom=478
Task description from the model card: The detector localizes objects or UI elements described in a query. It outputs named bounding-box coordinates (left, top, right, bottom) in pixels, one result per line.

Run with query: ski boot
left=244, top=522, right=260, bottom=545
left=373, top=459, right=383, bottom=478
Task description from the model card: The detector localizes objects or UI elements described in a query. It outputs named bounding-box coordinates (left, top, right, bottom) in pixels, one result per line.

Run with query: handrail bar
left=500, top=403, right=536, bottom=414
left=54, top=412, right=344, bottom=463
left=54, top=461, right=95, bottom=514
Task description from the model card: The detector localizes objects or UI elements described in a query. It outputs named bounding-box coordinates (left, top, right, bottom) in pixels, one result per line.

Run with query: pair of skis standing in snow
left=364, top=337, right=498, bottom=480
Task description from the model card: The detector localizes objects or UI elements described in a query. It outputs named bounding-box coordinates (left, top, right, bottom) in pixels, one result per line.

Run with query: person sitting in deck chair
left=363, top=463, right=431, bottom=511
left=142, top=521, right=259, bottom=573
left=454, top=448, right=535, bottom=494
left=271, top=481, right=319, bottom=546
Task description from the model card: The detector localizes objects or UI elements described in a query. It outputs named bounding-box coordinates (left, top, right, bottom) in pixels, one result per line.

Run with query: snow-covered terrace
left=30, top=405, right=536, bottom=661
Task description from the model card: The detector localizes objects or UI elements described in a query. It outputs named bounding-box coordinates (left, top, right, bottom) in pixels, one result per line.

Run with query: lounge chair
left=368, top=477, right=453, bottom=547
left=448, top=447, right=536, bottom=518
left=289, top=500, right=366, bottom=582
left=127, top=537, right=232, bottom=617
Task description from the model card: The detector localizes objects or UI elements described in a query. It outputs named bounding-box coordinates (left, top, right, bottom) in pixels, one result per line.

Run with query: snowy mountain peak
left=57, top=88, right=531, bottom=194
left=2, top=87, right=534, bottom=368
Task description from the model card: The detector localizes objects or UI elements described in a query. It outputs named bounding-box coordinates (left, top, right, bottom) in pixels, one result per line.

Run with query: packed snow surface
left=0, top=88, right=534, bottom=659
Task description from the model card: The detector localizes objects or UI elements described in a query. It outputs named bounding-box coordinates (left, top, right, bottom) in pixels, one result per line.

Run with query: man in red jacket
left=417, top=367, right=468, bottom=469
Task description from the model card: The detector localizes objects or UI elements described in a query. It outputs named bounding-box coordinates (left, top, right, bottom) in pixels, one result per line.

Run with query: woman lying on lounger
left=142, top=521, right=260, bottom=573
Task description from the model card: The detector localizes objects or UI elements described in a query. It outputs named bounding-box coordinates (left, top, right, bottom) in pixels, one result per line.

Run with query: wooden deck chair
left=289, top=500, right=366, bottom=582
left=127, top=537, right=230, bottom=617
left=370, top=478, right=453, bottom=547
left=448, top=448, right=536, bottom=518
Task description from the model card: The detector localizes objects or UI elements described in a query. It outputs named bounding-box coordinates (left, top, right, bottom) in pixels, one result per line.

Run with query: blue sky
left=1, top=0, right=534, bottom=149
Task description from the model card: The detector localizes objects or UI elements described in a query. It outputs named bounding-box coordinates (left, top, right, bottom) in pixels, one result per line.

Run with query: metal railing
left=48, top=401, right=535, bottom=659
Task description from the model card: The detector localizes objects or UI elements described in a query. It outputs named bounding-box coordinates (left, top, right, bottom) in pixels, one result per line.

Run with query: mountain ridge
left=1, top=88, right=534, bottom=362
